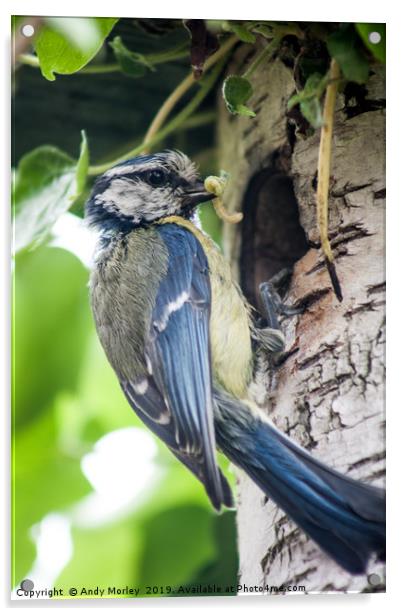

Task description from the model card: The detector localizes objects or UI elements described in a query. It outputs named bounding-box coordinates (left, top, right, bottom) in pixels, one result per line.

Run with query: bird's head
left=85, top=150, right=212, bottom=232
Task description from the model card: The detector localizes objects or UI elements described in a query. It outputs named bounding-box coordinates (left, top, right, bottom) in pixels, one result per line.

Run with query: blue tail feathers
left=213, top=389, right=385, bottom=574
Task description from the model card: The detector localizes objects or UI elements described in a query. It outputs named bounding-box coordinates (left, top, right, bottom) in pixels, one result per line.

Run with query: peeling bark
left=217, top=44, right=385, bottom=593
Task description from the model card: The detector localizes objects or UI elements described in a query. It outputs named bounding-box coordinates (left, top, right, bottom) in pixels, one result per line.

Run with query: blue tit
left=86, top=150, right=385, bottom=574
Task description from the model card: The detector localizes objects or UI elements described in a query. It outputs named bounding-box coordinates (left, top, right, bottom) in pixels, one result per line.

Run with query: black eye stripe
left=122, top=168, right=170, bottom=186
left=102, top=168, right=193, bottom=189
left=138, top=170, right=190, bottom=188
left=147, top=169, right=168, bottom=187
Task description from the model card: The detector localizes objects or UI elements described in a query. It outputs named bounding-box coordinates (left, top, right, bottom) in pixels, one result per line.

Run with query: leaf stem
left=18, top=46, right=189, bottom=74
left=144, top=45, right=189, bottom=65
left=87, top=59, right=225, bottom=175
left=177, top=110, right=216, bottom=131
left=18, top=53, right=120, bottom=74
left=142, top=34, right=237, bottom=150
left=241, top=24, right=304, bottom=81
left=16, top=53, right=40, bottom=67
left=316, top=58, right=343, bottom=301
left=242, top=36, right=280, bottom=80
left=71, top=63, right=120, bottom=75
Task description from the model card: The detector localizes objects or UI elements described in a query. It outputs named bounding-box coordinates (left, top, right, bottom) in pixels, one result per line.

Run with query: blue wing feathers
left=122, top=223, right=228, bottom=509
left=152, top=225, right=225, bottom=508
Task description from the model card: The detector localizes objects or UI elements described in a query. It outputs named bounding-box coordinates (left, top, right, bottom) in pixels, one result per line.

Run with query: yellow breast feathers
left=161, top=216, right=253, bottom=398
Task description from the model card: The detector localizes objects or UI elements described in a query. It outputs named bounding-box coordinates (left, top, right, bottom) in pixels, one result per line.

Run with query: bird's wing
left=121, top=223, right=230, bottom=509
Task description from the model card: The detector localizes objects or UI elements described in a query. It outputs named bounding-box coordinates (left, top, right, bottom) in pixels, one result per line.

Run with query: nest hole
left=240, top=167, right=309, bottom=313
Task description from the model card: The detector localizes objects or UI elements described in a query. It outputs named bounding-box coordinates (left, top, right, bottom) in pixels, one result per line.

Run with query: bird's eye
left=147, top=169, right=168, bottom=187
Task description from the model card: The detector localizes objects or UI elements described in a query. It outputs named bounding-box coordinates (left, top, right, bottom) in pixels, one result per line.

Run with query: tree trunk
left=217, top=44, right=385, bottom=593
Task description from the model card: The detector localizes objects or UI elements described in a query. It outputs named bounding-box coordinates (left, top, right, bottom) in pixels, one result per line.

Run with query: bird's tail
left=213, top=389, right=385, bottom=574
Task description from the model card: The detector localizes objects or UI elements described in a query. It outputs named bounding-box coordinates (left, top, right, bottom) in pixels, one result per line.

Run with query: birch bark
left=217, top=45, right=385, bottom=593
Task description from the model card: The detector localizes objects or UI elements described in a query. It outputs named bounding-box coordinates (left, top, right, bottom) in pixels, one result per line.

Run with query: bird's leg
left=256, top=268, right=304, bottom=354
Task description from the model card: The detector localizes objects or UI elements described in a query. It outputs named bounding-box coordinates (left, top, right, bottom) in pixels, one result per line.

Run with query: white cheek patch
left=95, top=178, right=145, bottom=220
left=94, top=152, right=201, bottom=222
left=143, top=187, right=178, bottom=222
left=95, top=179, right=179, bottom=222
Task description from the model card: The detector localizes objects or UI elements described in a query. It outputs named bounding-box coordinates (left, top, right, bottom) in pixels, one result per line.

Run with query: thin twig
left=241, top=23, right=304, bottom=81
left=142, top=35, right=237, bottom=151
left=242, top=36, right=280, bottom=80
left=18, top=53, right=120, bottom=74
left=88, top=59, right=225, bottom=176
left=316, top=58, right=343, bottom=302
left=18, top=46, right=189, bottom=74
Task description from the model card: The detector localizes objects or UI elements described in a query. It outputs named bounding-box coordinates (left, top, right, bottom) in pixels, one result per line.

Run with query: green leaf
left=76, top=130, right=89, bottom=192
left=299, top=97, right=323, bottom=129
left=13, top=131, right=89, bottom=254
left=222, top=75, right=256, bottom=117
left=199, top=202, right=222, bottom=247
left=34, top=17, right=118, bottom=80
left=56, top=504, right=217, bottom=597
left=237, top=104, right=256, bottom=117
left=355, top=23, right=385, bottom=63
left=13, top=246, right=93, bottom=428
left=64, top=333, right=139, bottom=440
left=181, top=512, right=238, bottom=594
left=13, top=405, right=92, bottom=585
left=327, top=25, right=370, bottom=84
left=138, top=505, right=216, bottom=591
left=228, top=23, right=256, bottom=43
left=288, top=72, right=327, bottom=128
left=109, top=36, right=150, bottom=77
left=56, top=518, right=144, bottom=593
left=109, top=36, right=189, bottom=78
left=251, top=23, right=275, bottom=39
left=12, top=245, right=94, bottom=583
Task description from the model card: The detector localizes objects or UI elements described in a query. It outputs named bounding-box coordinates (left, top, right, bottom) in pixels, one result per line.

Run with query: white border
left=2, top=1, right=401, bottom=613
left=3, top=0, right=395, bottom=22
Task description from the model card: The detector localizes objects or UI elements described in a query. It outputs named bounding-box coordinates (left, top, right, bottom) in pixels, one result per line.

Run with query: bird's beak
left=182, top=181, right=212, bottom=208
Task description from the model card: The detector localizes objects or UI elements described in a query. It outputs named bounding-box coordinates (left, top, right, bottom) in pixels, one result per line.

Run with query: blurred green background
left=12, top=16, right=237, bottom=597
